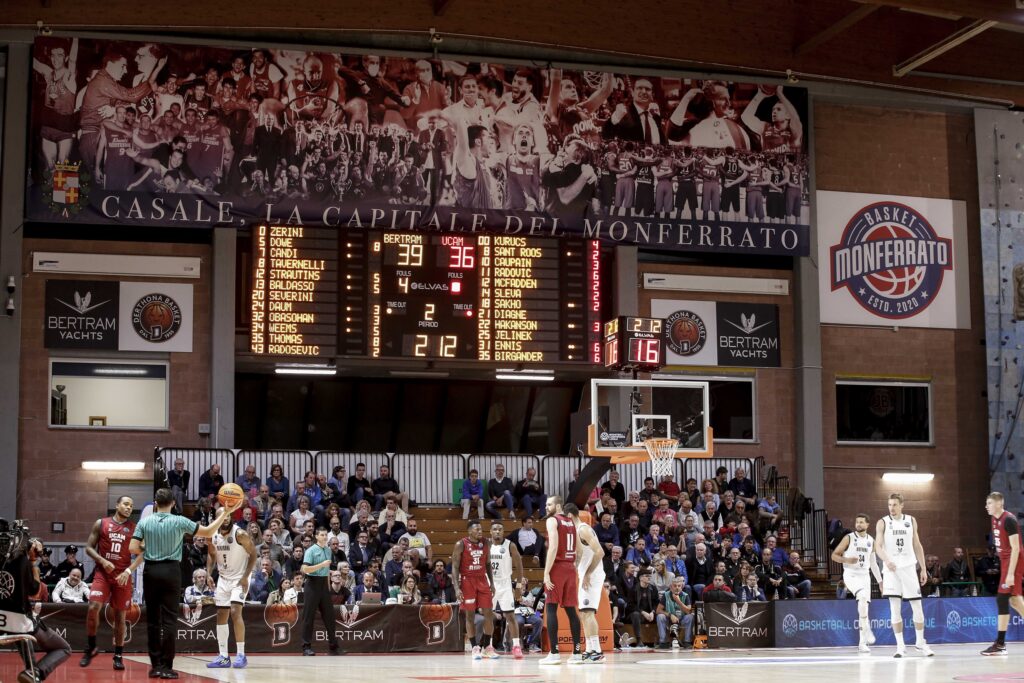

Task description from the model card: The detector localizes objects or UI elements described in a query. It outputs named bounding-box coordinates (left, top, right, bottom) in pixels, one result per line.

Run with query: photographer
left=0, top=522, right=71, bottom=683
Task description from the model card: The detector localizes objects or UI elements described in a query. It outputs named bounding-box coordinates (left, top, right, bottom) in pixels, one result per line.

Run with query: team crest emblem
left=132, top=293, right=183, bottom=342
left=418, top=603, right=455, bottom=646
left=830, top=201, right=952, bottom=319
left=665, top=310, right=707, bottom=356
left=263, top=602, right=299, bottom=646
left=43, top=160, right=91, bottom=217
left=104, top=603, right=142, bottom=642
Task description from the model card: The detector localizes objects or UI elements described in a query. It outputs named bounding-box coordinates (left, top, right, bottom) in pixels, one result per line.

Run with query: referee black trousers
left=143, top=560, right=182, bottom=669
left=301, top=575, right=339, bottom=651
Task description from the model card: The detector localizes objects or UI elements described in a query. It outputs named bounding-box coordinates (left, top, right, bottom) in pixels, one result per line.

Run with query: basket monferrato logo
left=665, top=310, right=707, bottom=356
left=830, top=202, right=952, bottom=319
left=131, top=293, right=183, bottom=342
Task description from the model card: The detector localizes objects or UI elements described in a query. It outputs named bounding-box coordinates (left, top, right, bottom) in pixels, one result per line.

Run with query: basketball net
left=643, top=438, right=679, bottom=478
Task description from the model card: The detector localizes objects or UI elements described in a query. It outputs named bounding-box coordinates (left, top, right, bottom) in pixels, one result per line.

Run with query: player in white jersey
left=489, top=521, right=526, bottom=659
left=206, top=515, right=257, bottom=669
left=875, top=493, right=932, bottom=658
left=564, top=504, right=606, bottom=664
left=831, top=513, right=882, bottom=653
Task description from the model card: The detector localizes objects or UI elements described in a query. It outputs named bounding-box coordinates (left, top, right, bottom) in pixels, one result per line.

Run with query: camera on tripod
left=0, top=519, right=32, bottom=564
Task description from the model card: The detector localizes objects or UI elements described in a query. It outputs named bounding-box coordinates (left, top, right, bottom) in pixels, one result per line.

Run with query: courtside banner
left=817, top=191, right=969, bottom=328
left=775, top=598, right=1024, bottom=647
left=27, top=36, right=810, bottom=257
left=27, top=602, right=461, bottom=653
left=705, top=601, right=772, bottom=648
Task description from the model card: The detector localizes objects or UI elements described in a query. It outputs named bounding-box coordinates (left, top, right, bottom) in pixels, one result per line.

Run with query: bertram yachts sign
left=44, top=280, right=193, bottom=352
left=44, top=280, right=119, bottom=349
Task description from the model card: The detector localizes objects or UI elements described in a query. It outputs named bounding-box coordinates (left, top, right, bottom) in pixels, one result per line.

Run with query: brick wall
left=639, top=263, right=797, bottom=477
left=815, top=104, right=988, bottom=554
left=18, top=238, right=212, bottom=539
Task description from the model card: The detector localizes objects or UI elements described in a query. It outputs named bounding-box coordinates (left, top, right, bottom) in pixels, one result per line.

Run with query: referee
left=130, top=488, right=236, bottom=679
left=300, top=527, right=342, bottom=656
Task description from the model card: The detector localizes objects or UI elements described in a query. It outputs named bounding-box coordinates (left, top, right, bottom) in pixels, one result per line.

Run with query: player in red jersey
left=81, top=495, right=143, bottom=670
left=539, top=497, right=583, bottom=665
left=452, top=519, right=498, bottom=660
left=982, top=492, right=1024, bottom=656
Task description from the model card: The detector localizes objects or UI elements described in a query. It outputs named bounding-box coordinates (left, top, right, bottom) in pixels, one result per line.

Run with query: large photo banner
left=27, top=37, right=810, bottom=256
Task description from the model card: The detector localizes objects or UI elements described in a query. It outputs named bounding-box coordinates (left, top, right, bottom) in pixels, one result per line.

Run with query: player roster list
left=250, top=225, right=338, bottom=357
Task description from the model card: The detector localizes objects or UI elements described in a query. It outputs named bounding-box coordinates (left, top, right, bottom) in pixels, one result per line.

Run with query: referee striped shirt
left=132, top=512, right=198, bottom=561
left=303, top=544, right=332, bottom=577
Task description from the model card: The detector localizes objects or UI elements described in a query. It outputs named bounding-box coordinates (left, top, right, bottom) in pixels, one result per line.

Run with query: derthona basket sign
left=27, top=36, right=811, bottom=257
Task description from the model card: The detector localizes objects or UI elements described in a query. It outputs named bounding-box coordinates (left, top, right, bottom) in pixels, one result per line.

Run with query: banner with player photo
left=652, top=298, right=781, bottom=367
left=817, top=190, right=970, bottom=329
left=26, top=36, right=811, bottom=257
left=29, top=601, right=462, bottom=653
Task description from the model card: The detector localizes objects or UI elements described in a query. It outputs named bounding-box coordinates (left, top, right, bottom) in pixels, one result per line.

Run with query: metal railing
left=466, top=454, right=541, bottom=485
left=682, top=457, right=753, bottom=488
left=157, top=448, right=236, bottom=501
left=391, top=452, right=465, bottom=506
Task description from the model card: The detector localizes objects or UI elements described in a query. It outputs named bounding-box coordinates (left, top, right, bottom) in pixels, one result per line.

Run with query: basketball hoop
left=643, top=438, right=679, bottom=478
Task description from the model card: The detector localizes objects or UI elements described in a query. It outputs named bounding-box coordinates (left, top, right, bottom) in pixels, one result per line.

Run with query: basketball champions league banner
left=26, top=36, right=811, bottom=257
left=817, top=191, right=970, bottom=328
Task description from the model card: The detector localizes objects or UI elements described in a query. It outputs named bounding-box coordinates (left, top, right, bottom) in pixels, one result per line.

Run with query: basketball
left=141, top=301, right=175, bottom=331
left=217, top=483, right=244, bottom=509
left=862, top=223, right=926, bottom=298
left=671, top=317, right=702, bottom=347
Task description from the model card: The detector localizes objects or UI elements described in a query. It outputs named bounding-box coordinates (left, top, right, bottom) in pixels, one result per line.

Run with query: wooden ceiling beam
left=892, top=18, right=997, bottom=77
left=796, top=3, right=881, bottom=55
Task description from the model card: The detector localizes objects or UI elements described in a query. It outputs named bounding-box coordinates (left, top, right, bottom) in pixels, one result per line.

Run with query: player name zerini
left=832, top=238, right=949, bottom=284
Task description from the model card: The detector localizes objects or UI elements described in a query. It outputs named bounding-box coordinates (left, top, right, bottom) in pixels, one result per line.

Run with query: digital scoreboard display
left=604, top=316, right=664, bottom=370
left=250, top=228, right=602, bottom=363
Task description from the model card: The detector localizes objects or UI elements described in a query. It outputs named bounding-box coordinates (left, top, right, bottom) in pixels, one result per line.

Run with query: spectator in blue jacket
left=461, top=469, right=484, bottom=519
left=595, top=511, right=620, bottom=552
left=626, top=538, right=653, bottom=568
left=249, top=557, right=283, bottom=604
left=485, top=464, right=516, bottom=520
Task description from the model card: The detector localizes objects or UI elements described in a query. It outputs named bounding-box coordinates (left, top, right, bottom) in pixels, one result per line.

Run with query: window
left=835, top=380, right=931, bottom=445
left=49, top=359, right=169, bottom=430
left=652, top=374, right=755, bottom=442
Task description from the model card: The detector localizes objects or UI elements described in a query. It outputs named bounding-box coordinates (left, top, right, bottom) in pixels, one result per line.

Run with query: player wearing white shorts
left=875, top=493, right=932, bottom=658
left=564, top=504, right=606, bottom=664
left=831, top=513, right=882, bottom=653
left=207, top=516, right=257, bottom=669
left=489, top=521, right=526, bottom=659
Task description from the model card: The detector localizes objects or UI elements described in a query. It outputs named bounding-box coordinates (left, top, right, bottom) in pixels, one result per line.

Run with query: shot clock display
left=603, top=316, right=665, bottom=370
left=250, top=227, right=602, bottom=363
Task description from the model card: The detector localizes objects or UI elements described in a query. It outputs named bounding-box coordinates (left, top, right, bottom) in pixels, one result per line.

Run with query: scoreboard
left=603, top=316, right=664, bottom=370
left=250, top=227, right=602, bottom=364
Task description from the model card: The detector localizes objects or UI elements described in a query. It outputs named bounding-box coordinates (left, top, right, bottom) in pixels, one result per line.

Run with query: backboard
left=587, top=377, right=712, bottom=464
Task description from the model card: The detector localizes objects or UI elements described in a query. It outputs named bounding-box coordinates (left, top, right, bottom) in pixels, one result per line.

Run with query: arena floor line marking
left=637, top=655, right=922, bottom=666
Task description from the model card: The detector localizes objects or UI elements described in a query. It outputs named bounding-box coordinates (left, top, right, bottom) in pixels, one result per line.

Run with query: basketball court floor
left=2, top=645, right=1022, bottom=682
